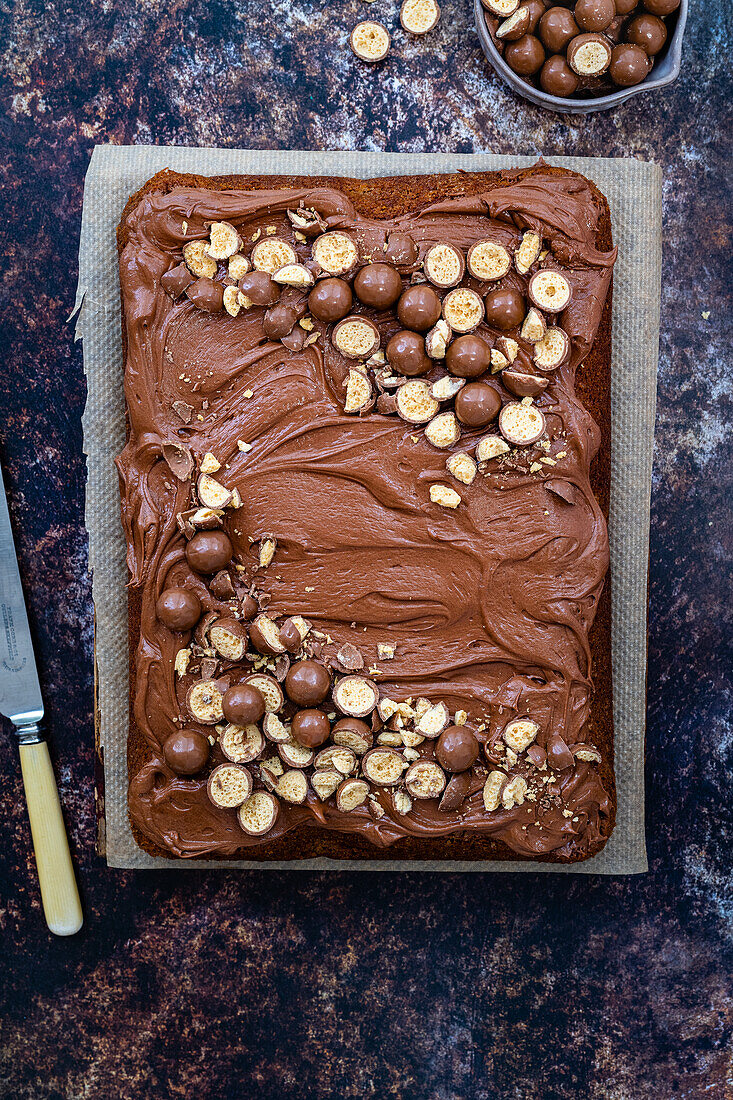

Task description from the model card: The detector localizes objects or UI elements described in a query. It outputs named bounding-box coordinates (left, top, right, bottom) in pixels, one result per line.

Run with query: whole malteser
left=397, top=285, right=442, bottom=331
left=524, top=0, right=547, bottom=31
left=614, top=0, right=637, bottom=11
left=626, top=11, right=667, bottom=52
left=185, top=530, right=234, bottom=574
left=574, top=0, right=615, bottom=30
left=446, top=334, right=492, bottom=379
left=436, top=725, right=480, bottom=773
left=484, top=286, right=526, bottom=331
left=455, top=383, right=502, bottom=428
left=185, top=278, right=224, bottom=313
left=222, top=683, right=266, bottom=725
left=386, top=330, right=431, bottom=376
left=354, top=263, right=403, bottom=309
left=291, top=708, right=331, bottom=749
left=505, top=33, right=546, bottom=75
left=385, top=232, right=419, bottom=265
left=239, top=270, right=280, bottom=307
left=609, top=41, right=651, bottom=84
left=308, top=277, right=353, bottom=323
left=285, top=659, right=332, bottom=706
left=263, top=302, right=299, bottom=339
left=642, top=0, right=679, bottom=14
left=540, top=54, right=580, bottom=94
left=163, top=729, right=211, bottom=776
left=539, top=6, right=579, bottom=50
left=156, top=587, right=201, bottom=631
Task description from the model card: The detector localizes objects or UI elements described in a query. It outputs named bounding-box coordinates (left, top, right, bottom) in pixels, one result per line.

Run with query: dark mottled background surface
left=0, top=0, right=731, bottom=1096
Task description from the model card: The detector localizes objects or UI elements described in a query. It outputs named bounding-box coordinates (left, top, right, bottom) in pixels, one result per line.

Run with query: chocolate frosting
left=118, top=167, right=615, bottom=860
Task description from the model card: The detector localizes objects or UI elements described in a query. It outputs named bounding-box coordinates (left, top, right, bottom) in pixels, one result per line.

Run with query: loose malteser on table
left=118, top=164, right=616, bottom=862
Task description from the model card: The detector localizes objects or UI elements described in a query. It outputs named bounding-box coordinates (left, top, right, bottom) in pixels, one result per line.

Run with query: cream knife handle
left=19, top=739, right=83, bottom=936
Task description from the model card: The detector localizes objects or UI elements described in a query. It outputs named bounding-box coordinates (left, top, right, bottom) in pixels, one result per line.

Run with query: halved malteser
left=314, top=745, right=358, bottom=775
left=503, top=717, right=539, bottom=753
left=498, top=402, right=547, bottom=446
left=502, top=367, right=548, bottom=398
left=262, top=712, right=291, bottom=742
left=496, top=5, right=530, bottom=38
left=425, top=320, right=452, bottom=360
left=497, top=336, right=519, bottom=364
left=350, top=21, right=391, bottom=62
left=272, top=263, right=315, bottom=289
left=311, top=769, right=342, bottom=801
left=336, top=777, right=370, bottom=812
left=209, top=618, right=248, bottom=661
left=467, top=239, right=512, bottom=281
left=244, top=673, right=285, bottom=713
left=442, top=288, right=484, bottom=333
left=207, top=763, right=252, bottom=808
left=237, top=789, right=279, bottom=835
left=396, top=379, right=440, bottom=423
left=332, top=726, right=373, bottom=755
left=207, top=221, right=242, bottom=260
left=573, top=744, right=602, bottom=763
left=481, top=0, right=519, bottom=14
left=424, top=243, right=464, bottom=288
left=514, top=231, right=542, bottom=275
left=183, top=240, right=217, bottom=279
left=249, top=614, right=287, bottom=656
left=429, top=484, right=461, bottom=509
left=568, top=33, right=613, bottom=76
left=446, top=451, right=477, bottom=485
left=186, top=680, right=225, bottom=724
left=431, top=374, right=464, bottom=401
left=476, top=434, right=510, bottom=462
left=416, top=701, right=450, bottom=738
left=278, top=740, right=315, bottom=769
left=220, top=723, right=265, bottom=764
left=332, top=317, right=380, bottom=360
left=533, top=327, right=570, bottom=371
left=333, top=675, right=380, bottom=718
left=344, top=368, right=374, bottom=414
left=276, top=769, right=309, bottom=804
left=312, top=231, right=359, bottom=276
left=405, top=760, right=446, bottom=799
left=228, top=254, right=250, bottom=280
left=520, top=307, right=547, bottom=343
left=482, top=769, right=507, bottom=812
left=362, top=747, right=407, bottom=786
left=528, top=270, right=572, bottom=313
left=400, top=0, right=440, bottom=34
left=251, top=237, right=297, bottom=274
left=197, top=474, right=233, bottom=510
left=425, top=411, right=461, bottom=449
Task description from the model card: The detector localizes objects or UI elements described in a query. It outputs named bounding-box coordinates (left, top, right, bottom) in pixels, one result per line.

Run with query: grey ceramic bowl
left=475, top=0, right=688, bottom=113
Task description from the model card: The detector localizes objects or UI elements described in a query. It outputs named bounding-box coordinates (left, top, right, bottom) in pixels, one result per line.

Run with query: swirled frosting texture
left=118, top=167, right=615, bottom=861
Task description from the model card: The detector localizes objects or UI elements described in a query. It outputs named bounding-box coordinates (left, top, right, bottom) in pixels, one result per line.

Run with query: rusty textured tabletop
left=0, top=1, right=731, bottom=1097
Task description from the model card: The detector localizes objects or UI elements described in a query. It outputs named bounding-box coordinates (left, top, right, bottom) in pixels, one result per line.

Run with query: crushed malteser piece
left=186, top=680, right=224, bottom=725
left=514, top=231, right=542, bottom=275
left=162, top=441, right=194, bottom=481
left=220, top=723, right=265, bottom=764
left=573, top=744, right=602, bottom=763
left=333, top=318, right=380, bottom=361
left=439, top=771, right=472, bottom=812
left=287, top=207, right=327, bottom=235
left=207, top=221, right=242, bottom=260
left=237, top=790, right=279, bottom=835
left=425, top=411, right=461, bottom=449
left=244, top=673, right=284, bottom=712
left=279, top=740, right=315, bottom=770
left=521, top=307, right=547, bottom=343
left=336, top=643, right=364, bottom=672
left=258, top=536, right=277, bottom=567
left=467, top=239, right=512, bottom=281
left=197, top=474, right=233, bottom=509
left=183, top=240, right=217, bottom=279
left=534, top=327, right=570, bottom=371
left=498, top=336, right=519, bottom=364
left=442, top=287, right=484, bottom=333
left=400, top=0, right=440, bottom=33
left=499, top=403, right=546, bottom=447
left=394, top=790, right=412, bottom=815
left=262, top=712, right=290, bottom=743
left=272, top=263, right=315, bottom=289
left=259, top=757, right=284, bottom=790
left=496, top=5, right=530, bottom=37
left=315, top=745, right=357, bottom=775
left=333, top=675, right=379, bottom=718
left=400, top=730, right=425, bottom=749
left=491, top=349, right=510, bottom=373
left=377, top=642, right=395, bottom=661
left=249, top=613, right=286, bottom=656
left=350, top=19, right=391, bottom=61
left=237, top=439, right=252, bottom=453
left=222, top=285, right=241, bottom=317
left=528, top=270, right=572, bottom=313
left=362, top=747, right=407, bottom=786
left=228, top=254, right=250, bottom=280
left=172, top=400, right=195, bottom=424
left=336, top=777, right=370, bottom=812
left=210, top=618, right=248, bottom=661
left=207, top=763, right=253, bottom=808
left=424, top=243, right=464, bottom=288
left=191, top=507, right=224, bottom=529
left=174, top=647, right=191, bottom=677
left=431, top=374, right=464, bottom=401
left=200, top=452, right=221, bottom=474
left=397, top=379, right=439, bottom=423
left=311, top=769, right=341, bottom=801
left=425, top=320, right=452, bottom=360
left=501, top=774, right=528, bottom=810
left=503, top=717, right=539, bottom=753
left=429, top=484, right=461, bottom=509
left=482, top=770, right=507, bottom=811
left=405, top=760, right=446, bottom=799
left=378, top=731, right=403, bottom=747
left=417, top=701, right=450, bottom=738
left=276, top=769, right=309, bottom=804
left=312, top=231, right=359, bottom=276
left=251, top=237, right=297, bottom=274
left=344, top=368, right=374, bottom=414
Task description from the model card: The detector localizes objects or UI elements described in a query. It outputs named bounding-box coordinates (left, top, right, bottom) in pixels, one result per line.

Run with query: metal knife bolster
left=13, top=713, right=44, bottom=745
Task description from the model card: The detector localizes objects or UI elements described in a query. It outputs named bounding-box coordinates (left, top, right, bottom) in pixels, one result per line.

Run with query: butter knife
left=0, top=463, right=82, bottom=935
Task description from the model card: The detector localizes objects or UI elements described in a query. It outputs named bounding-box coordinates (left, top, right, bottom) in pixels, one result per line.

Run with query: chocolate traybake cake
left=117, top=163, right=617, bottom=862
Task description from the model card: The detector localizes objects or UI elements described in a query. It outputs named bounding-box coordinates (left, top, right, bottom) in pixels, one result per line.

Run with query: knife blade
left=0, top=462, right=82, bottom=936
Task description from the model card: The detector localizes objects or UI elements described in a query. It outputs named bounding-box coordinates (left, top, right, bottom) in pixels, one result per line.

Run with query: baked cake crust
left=117, top=164, right=616, bottom=862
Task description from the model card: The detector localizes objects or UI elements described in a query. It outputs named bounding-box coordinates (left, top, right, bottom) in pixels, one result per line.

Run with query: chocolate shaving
left=172, top=400, right=194, bottom=424
left=210, top=571, right=236, bottom=600
left=162, top=441, right=194, bottom=481
left=335, top=643, right=365, bottom=672
left=545, top=479, right=576, bottom=504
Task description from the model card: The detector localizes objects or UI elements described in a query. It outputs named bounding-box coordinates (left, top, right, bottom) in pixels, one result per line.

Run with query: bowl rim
left=474, top=0, right=688, bottom=113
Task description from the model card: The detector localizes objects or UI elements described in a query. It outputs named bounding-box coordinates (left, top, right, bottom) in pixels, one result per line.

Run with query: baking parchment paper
left=76, top=145, right=660, bottom=872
